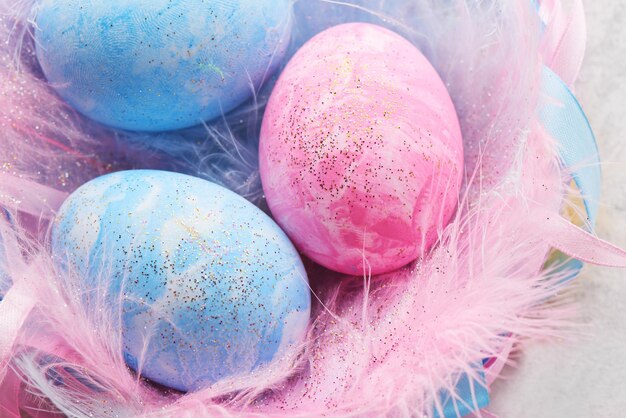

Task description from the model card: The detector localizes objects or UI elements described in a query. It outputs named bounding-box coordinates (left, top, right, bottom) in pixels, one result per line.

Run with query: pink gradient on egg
left=259, top=23, right=464, bottom=275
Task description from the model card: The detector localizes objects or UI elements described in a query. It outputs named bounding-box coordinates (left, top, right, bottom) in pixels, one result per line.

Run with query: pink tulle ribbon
left=0, top=368, right=21, bottom=418
left=484, top=338, right=514, bottom=387
left=0, top=269, right=37, bottom=384
left=540, top=0, right=587, bottom=88
left=0, top=174, right=67, bottom=220
left=540, top=212, right=626, bottom=268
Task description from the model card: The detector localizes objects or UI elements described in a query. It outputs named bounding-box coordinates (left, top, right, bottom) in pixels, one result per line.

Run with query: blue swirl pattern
left=35, top=0, right=292, bottom=131
left=52, top=170, right=311, bottom=392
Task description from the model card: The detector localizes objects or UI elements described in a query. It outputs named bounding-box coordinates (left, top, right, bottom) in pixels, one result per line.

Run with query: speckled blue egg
left=51, top=170, right=311, bottom=392
left=34, top=0, right=292, bottom=132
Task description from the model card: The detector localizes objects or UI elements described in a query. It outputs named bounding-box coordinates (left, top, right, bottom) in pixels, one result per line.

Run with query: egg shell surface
left=51, top=170, right=311, bottom=392
left=259, top=23, right=464, bottom=275
left=34, top=0, right=292, bottom=132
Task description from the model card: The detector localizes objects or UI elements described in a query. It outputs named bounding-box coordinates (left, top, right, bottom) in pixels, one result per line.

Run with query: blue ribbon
left=436, top=369, right=490, bottom=418
left=538, top=66, right=601, bottom=281
left=539, top=66, right=601, bottom=228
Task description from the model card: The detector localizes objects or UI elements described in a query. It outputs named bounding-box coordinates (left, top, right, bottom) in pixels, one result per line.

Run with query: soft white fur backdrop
left=490, top=1, right=626, bottom=416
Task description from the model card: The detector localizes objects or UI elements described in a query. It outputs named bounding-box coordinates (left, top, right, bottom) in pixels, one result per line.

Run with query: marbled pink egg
left=259, top=23, right=464, bottom=275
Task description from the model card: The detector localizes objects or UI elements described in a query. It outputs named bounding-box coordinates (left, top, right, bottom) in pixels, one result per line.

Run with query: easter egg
left=51, top=170, right=311, bottom=392
left=259, top=23, right=464, bottom=276
left=34, top=0, right=292, bottom=132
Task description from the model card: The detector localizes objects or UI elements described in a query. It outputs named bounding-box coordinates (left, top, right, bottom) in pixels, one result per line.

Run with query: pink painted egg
left=259, top=23, right=464, bottom=275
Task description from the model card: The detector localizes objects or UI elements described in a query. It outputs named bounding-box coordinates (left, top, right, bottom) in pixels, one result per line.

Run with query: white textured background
left=490, top=1, right=626, bottom=416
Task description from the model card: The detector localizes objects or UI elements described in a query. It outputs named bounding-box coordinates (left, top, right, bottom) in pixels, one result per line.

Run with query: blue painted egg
left=51, top=170, right=311, bottom=392
left=34, top=0, right=292, bottom=132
